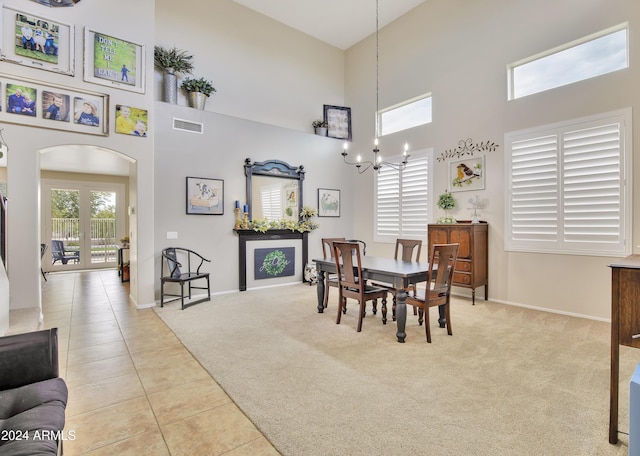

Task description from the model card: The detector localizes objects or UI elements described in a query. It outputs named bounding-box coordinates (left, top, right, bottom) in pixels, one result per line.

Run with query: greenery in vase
left=437, top=190, right=456, bottom=210
left=312, top=120, right=328, bottom=128
left=180, top=77, right=216, bottom=96
left=437, top=190, right=457, bottom=224
left=153, top=46, right=194, bottom=74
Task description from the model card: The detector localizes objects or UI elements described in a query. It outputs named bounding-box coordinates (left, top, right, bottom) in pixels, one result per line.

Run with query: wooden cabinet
left=427, top=222, right=488, bottom=304
left=609, top=255, right=640, bottom=444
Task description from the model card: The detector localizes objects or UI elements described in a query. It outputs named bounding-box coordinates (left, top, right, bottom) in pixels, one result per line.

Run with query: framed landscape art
left=0, top=3, right=75, bottom=75
left=84, top=28, right=145, bottom=93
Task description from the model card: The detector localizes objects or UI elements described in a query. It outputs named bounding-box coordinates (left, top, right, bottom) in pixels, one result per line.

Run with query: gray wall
left=154, top=103, right=354, bottom=296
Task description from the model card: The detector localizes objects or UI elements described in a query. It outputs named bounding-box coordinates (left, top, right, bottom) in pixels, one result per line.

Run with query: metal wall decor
left=436, top=138, right=500, bottom=162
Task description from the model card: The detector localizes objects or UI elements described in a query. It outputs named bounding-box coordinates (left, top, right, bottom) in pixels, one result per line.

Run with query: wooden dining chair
left=333, top=241, right=388, bottom=332
left=405, top=243, right=459, bottom=343
left=321, top=237, right=346, bottom=309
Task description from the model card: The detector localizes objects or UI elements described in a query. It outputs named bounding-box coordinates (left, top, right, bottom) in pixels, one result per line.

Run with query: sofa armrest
left=0, top=328, right=59, bottom=390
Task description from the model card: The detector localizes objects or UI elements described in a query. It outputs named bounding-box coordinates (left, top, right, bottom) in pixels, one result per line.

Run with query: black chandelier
left=341, top=0, right=410, bottom=174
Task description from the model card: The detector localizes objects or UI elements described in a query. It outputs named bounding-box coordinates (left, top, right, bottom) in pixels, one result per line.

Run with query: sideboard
left=427, top=221, right=488, bottom=304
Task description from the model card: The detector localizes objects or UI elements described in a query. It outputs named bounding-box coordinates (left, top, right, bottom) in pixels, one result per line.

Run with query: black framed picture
left=186, top=177, right=224, bottom=215
left=323, top=105, right=352, bottom=141
left=318, top=188, right=340, bottom=217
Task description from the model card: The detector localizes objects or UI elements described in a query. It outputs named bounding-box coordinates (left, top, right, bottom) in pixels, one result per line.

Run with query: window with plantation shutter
left=375, top=150, right=431, bottom=243
left=505, top=109, right=631, bottom=256
left=260, top=184, right=282, bottom=220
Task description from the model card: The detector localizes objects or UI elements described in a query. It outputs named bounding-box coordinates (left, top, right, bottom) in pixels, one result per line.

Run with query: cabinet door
left=450, top=227, right=471, bottom=259
left=429, top=226, right=449, bottom=246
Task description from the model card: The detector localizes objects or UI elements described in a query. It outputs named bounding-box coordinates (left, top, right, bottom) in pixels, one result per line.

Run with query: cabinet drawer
left=455, top=260, right=472, bottom=273
left=453, top=272, right=472, bottom=286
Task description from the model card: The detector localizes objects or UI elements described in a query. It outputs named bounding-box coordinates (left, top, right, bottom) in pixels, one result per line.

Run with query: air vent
left=173, top=117, right=204, bottom=134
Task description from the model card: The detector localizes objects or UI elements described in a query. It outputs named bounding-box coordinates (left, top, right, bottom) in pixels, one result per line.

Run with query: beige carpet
left=155, top=284, right=636, bottom=456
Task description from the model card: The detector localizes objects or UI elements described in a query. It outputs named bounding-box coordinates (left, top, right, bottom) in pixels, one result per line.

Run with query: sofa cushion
left=0, top=377, right=67, bottom=456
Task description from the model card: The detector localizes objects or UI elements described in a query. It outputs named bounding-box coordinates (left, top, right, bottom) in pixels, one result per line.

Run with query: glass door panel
left=43, top=180, right=125, bottom=272
left=90, top=190, right=117, bottom=265
left=50, top=188, right=82, bottom=269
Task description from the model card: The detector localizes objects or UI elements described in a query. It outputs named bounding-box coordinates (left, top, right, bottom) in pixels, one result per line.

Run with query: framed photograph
left=115, top=104, right=148, bottom=137
left=0, top=4, right=75, bottom=76
left=83, top=28, right=145, bottom=94
left=0, top=73, right=108, bottom=136
left=449, top=156, right=485, bottom=192
left=186, top=177, right=224, bottom=215
left=318, top=188, right=340, bottom=217
left=323, top=105, right=352, bottom=141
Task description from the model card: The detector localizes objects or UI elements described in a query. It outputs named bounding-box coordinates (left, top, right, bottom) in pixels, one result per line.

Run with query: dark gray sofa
left=0, top=328, right=68, bottom=456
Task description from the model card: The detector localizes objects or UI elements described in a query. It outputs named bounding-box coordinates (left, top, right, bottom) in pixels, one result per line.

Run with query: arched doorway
left=39, top=145, right=135, bottom=276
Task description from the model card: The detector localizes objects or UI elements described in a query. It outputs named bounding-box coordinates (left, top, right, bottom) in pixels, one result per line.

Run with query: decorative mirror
left=244, top=158, right=305, bottom=221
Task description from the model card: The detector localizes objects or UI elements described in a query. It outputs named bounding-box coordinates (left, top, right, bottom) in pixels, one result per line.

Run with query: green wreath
left=263, top=250, right=287, bottom=276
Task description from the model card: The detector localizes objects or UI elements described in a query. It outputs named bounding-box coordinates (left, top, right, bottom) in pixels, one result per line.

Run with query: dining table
left=313, top=255, right=436, bottom=343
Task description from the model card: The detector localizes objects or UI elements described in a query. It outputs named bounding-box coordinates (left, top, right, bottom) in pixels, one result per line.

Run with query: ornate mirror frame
left=244, top=158, right=305, bottom=221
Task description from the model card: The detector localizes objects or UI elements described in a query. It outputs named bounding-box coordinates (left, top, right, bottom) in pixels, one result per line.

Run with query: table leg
left=395, top=289, right=407, bottom=343
left=316, top=270, right=326, bottom=313
left=438, top=304, right=446, bottom=328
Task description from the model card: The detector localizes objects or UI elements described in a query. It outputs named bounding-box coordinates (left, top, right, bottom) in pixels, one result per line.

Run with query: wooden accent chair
left=333, top=241, right=388, bottom=332
left=161, top=247, right=211, bottom=309
left=321, top=237, right=346, bottom=309
left=405, top=243, right=459, bottom=343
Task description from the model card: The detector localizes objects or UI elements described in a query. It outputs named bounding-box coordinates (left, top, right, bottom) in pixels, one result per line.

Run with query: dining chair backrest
left=395, top=239, right=422, bottom=262
left=346, top=239, right=367, bottom=256
left=322, top=237, right=346, bottom=258
left=333, top=241, right=363, bottom=293
left=427, top=243, right=459, bottom=304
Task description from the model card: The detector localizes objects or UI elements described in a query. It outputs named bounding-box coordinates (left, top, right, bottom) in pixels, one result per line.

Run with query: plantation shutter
left=506, top=109, right=629, bottom=256
left=562, top=123, right=622, bottom=245
left=261, top=185, right=282, bottom=220
left=376, top=165, right=400, bottom=237
left=509, top=134, right=559, bottom=243
left=375, top=150, right=430, bottom=242
left=400, top=155, right=429, bottom=237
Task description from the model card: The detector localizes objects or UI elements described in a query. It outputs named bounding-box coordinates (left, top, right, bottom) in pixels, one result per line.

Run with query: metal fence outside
left=51, top=218, right=118, bottom=263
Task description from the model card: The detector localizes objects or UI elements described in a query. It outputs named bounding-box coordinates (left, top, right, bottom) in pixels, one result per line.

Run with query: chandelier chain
left=340, top=0, right=409, bottom=173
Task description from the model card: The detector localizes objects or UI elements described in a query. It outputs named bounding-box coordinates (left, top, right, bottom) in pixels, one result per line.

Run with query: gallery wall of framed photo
left=0, top=2, right=149, bottom=138
left=0, top=73, right=109, bottom=135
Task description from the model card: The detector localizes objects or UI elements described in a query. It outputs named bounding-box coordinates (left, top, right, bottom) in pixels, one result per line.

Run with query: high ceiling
left=40, top=0, right=427, bottom=177
left=233, top=0, right=426, bottom=50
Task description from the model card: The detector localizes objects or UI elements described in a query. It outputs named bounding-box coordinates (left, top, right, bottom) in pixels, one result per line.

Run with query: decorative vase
left=188, top=91, right=207, bottom=110
left=162, top=69, right=177, bottom=104
left=315, top=127, right=327, bottom=136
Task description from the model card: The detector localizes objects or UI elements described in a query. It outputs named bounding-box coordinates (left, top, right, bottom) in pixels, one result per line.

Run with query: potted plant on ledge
left=312, top=120, right=328, bottom=136
left=154, top=46, right=194, bottom=104
left=181, top=76, right=216, bottom=110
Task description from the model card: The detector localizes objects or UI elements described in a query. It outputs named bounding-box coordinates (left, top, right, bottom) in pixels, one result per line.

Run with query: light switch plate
left=167, top=231, right=178, bottom=239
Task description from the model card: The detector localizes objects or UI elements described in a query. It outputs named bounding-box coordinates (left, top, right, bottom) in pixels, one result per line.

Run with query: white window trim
left=504, top=108, right=632, bottom=256
left=378, top=93, right=432, bottom=137
left=507, top=23, right=629, bottom=100
left=374, top=149, right=433, bottom=244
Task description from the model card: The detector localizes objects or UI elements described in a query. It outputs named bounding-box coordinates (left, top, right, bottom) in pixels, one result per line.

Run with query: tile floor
left=29, top=269, right=280, bottom=456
